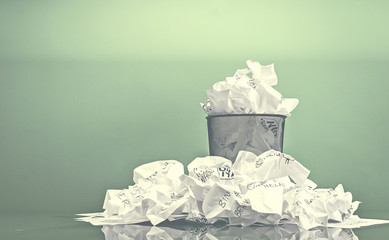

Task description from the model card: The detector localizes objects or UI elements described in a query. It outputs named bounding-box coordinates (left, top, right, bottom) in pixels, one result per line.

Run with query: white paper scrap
left=327, top=215, right=389, bottom=228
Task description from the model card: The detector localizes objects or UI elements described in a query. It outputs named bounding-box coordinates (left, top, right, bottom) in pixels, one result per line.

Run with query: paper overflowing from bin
left=201, top=60, right=299, bottom=116
left=76, top=150, right=389, bottom=230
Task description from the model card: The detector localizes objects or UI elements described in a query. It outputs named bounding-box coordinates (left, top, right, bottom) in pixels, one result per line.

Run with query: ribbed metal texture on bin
left=207, top=114, right=286, bottom=162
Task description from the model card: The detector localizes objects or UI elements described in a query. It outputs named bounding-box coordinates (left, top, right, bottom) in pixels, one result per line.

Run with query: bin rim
left=206, top=113, right=287, bottom=119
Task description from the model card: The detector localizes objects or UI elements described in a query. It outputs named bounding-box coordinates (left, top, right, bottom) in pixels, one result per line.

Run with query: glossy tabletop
left=1, top=210, right=389, bottom=240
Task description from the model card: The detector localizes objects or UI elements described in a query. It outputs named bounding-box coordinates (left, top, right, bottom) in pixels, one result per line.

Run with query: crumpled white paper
left=76, top=150, right=389, bottom=230
left=201, top=60, right=299, bottom=116
left=101, top=160, right=190, bottom=225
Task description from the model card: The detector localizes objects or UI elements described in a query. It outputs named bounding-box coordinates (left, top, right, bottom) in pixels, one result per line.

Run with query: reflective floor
left=1, top=211, right=389, bottom=240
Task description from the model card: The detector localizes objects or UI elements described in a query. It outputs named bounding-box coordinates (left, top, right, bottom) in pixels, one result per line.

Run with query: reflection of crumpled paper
left=75, top=150, right=389, bottom=230
left=101, top=223, right=361, bottom=240
left=201, top=60, right=299, bottom=116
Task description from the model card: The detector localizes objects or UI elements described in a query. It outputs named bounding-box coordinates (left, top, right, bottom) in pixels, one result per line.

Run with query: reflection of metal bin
left=207, top=114, right=286, bottom=162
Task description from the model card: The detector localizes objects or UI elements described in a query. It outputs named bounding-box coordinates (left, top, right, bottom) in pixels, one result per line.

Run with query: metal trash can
left=206, top=114, right=286, bottom=162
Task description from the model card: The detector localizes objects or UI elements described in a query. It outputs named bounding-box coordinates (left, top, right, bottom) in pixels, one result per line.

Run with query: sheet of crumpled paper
left=201, top=60, right=299, bottom=116
left=76, top=150, right=389, bottom=230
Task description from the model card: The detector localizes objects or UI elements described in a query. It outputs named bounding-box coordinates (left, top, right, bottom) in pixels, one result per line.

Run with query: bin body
left=207, top=114, right=286, bottom=162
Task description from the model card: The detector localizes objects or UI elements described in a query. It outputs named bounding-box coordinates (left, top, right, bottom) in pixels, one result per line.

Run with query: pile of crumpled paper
left=76, top=150, right=374, bottom=230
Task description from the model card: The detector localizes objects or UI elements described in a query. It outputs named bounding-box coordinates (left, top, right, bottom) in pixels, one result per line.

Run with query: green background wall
left=1, top=0, right=388, bottom=218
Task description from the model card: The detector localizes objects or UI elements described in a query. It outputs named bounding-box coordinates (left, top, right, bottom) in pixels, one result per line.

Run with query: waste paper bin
left=207, top=114, right=286, bottom=162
